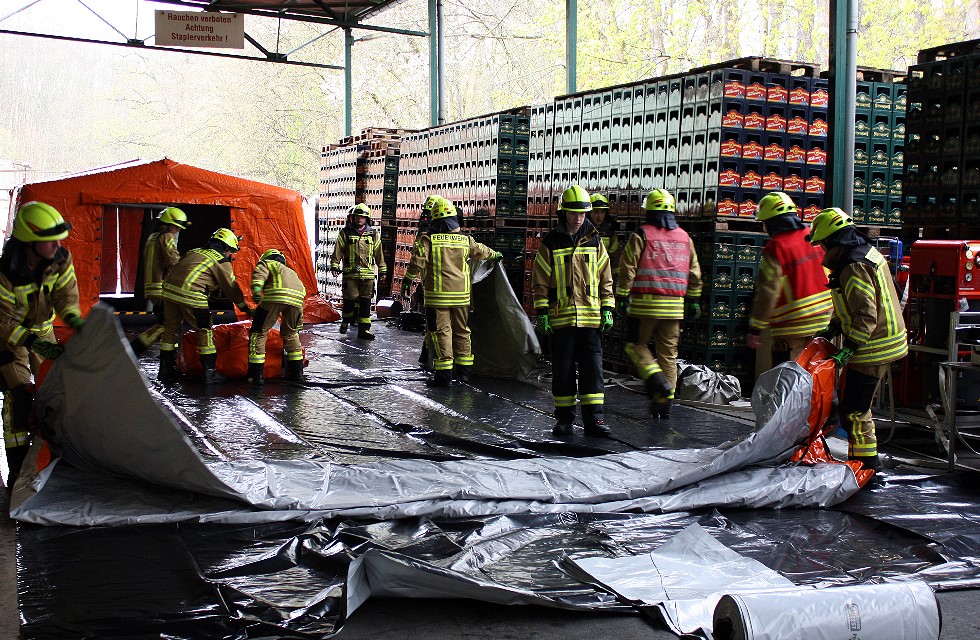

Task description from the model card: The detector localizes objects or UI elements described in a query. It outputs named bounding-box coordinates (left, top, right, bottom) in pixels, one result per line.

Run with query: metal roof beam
left=0, top=28, right=344, bottom=70
left=150, top=0, right=428, bottom=37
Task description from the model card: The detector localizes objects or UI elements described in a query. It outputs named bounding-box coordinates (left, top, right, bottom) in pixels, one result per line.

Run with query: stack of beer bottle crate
left=903, top=39, right=980, bottom=233
left=388, top=109, right=532, bottom=300
left=852, top=69, right=907, bottom=227
left=315, top=128, right=406, bottom=301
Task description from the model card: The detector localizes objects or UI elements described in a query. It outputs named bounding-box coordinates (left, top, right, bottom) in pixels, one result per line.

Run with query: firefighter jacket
left=0, top=242, right=81, bottom=348
left=143, top=229, right=180, bottom=301
left=161, top=248, right=247, bottom=311
left=251, top=259, right=306, bottom=309
left=749, top=228, right=833, bottom=339
left=823, top=244, right=908, bottom=366
left=595, top=220, right=622, bottom=275
left=531, top=221, right=615, bottom=329
left=405, top=231, right=495, bottom=307
left=616, top=224, right=702, bottom=319
left=331, top=225, right=387, bottom=280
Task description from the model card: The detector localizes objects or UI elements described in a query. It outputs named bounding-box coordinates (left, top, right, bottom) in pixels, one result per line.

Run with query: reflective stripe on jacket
left=825, top=245, right=908, bottom=365
left=531, top=225, right=614, bottom=329
left=0, top=244, right=81, bottom=348
left=251, top=260, right=306, bottom=308
left=161, top=248, right=246, bottom=310
left=405, top=232, right=495, bottom=307
left=616, top=225, right=702, bottom=319
left=143, top=230, right=180, bottom=300
left=749, top=228, right=833, bottom=339
left=331, top=226, right=387, bottom=280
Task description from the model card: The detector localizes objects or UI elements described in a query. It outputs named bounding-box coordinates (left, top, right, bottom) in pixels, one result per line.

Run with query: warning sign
left=155, top=10, right=245, bottom=49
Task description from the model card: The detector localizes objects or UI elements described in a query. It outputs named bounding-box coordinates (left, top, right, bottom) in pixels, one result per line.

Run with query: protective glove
left=536, top=314, right=552, bottom=334
left=490, top=251, right=504, bottom=262
left=28, top=337, right=64, bottom=360
left=688, top=301, right=702, bottom=320
left=400, top=280, right=411, bottom=299
left=815, top=322, right=842, bottom=341
left=63, top=313, right=85, bottom=331
left=831, top=346, right=855, bottom=367
left=251, top=285, right=263, bottom=304
left=601, top=309, right=614, bottom=333
left=616, top=296, right=629, bottom=317
left=239, top=304, right=256, bottom=318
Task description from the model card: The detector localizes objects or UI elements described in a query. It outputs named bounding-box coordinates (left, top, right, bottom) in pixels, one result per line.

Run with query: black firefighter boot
left=5, top=444, right=29, bottom=491
left=200, top=354, right=227, bottom=384
left=284, top=358, right=305, bottom=381
left=646, top=372, right=674, bottom=419
left=246, top=362, right=265, bottom=386
left=357, top=323, right=376, bottom=340
left=157, top=349, right=179, bottom=383
left=426, top=368, right=452, bottom=387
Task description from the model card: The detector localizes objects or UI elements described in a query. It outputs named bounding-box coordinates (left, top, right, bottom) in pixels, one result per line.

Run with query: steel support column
left=566, top=0, right=577, bottom=94
left=828, top=0, right=857, bottom=209
left=344, top=27, right=353, bottom=137
left=429, top=0, right=439, bottom=127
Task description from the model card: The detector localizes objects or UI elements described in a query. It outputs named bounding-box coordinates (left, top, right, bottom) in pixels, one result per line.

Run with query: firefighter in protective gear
left=131, top=207, right=190, bottom=356
left=806, top=207, right=907, bottom=472
left=588, top=193, right=622, bottom=276
left=402, top=198, right=501, bottom=386
left=331, top=203, right=387, bottom=340
left=248, top=249, right=306, bottom=384
left=532, top=185, right=616, bottom=437
left=410, top=195, right=441, bottom=365
left=1, top=201, right=83, bottom=489
left=617, top=188, right=702, bottom=419
left=747, top=192, right=832, bottom=369
left=158, top=228, right=253, bottom=385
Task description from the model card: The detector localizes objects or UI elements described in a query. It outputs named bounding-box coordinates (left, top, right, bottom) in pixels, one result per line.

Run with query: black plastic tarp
left=10, top=305, right=980, bottom=639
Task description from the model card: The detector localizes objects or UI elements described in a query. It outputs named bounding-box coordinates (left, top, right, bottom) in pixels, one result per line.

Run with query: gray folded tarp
left=469, top=260, right=540, bottom=379
left=675, top=360, right=743, bottom=404
left=12, top=304, right=860, bottom=526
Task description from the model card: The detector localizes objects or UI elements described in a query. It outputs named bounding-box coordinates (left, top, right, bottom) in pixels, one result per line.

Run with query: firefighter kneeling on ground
left=158, top=228, right=254, bottom=385
left=247, top=249, right=306, bottom=384
left=331, top=203, right=387, bottom=340
left=616, top=188, right=702, bottom=419
left=806, top=207, right=908, bottom=472
left=0, top=202, right=84, bottom=489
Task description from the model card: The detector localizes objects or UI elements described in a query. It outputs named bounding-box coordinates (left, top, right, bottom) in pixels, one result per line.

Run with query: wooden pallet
left=856, top=67, right=907, bottom=83
left=711, top=216, right=766, bottom=233
left=917, top=38, right=980, bottom=63
left=690, top=56, right=822, bottom=78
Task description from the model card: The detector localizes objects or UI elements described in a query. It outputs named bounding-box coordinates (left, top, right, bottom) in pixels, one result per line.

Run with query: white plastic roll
left=712, top=582, right=941, bottom=640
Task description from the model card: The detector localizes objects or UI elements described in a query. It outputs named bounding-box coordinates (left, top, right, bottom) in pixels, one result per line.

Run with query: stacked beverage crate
left=316, top=144, right=359, bottom=301
left=316, top=129, right=407, bottom=300
left=852, top=69, right=907, bottom=226
left=388, top=109, right=532, bottom=301
left=904, top=39, right=980, bottom=231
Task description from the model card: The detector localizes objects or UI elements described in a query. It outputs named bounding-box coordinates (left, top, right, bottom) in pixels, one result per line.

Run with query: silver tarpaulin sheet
left=11, top=304, right=859, bottom=526
left=568, top=524, right=942, bottom=640
left=712, top=582, right=941, bottom=640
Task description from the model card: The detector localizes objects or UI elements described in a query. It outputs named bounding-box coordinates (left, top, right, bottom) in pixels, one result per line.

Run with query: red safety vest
left=765, top=228, right=828, bottom=314
left=632, top=225, right=692, bottom=297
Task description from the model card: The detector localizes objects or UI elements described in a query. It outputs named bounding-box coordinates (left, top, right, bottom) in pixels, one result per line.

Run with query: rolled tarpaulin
left=712, top=582, right=940, bottom=640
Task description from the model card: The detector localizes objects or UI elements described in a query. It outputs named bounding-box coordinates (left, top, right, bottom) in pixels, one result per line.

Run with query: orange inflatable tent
left=15, top=158, right=335, bottom=323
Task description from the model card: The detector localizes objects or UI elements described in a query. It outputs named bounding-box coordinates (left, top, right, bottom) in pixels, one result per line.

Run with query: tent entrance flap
left=99, top=203, right=232, bottom=312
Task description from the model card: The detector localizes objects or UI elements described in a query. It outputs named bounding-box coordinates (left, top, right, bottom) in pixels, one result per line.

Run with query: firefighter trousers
left=248, top=303, right=304, bottom=363
left=551, top=326, right=604, bottom=427
left=426, top=306, right=473, bottom=371
left=624, top=317, right=681, bottom=389
left=839, top=362, right=889, bottom=461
